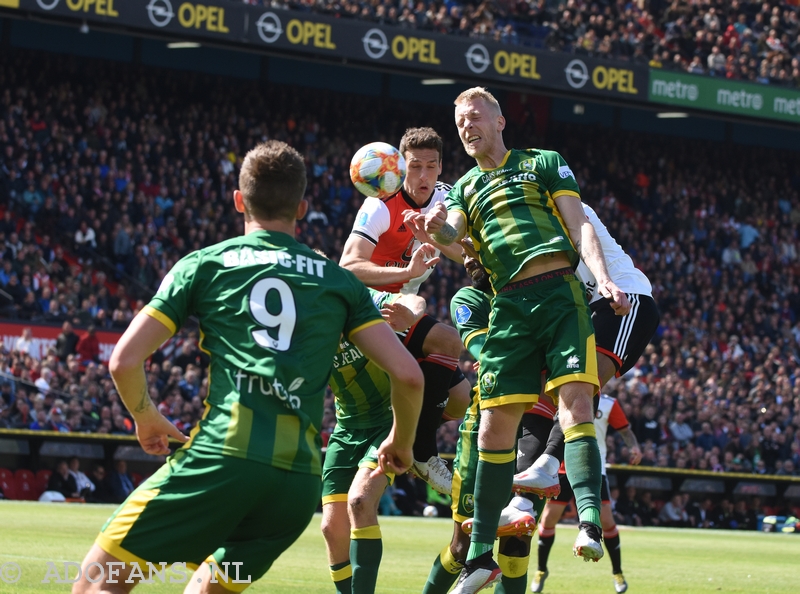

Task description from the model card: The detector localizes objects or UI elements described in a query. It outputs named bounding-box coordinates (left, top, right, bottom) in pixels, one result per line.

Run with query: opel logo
left=146, top=0, right=174, bottom=28
left=362, top=28, right=388, bottom=59
left=256, top=12, right=282, bottom=44
left=465, top=44, right=490, bottom=74
left=36, top=0, right=60, bottom=9
left=565, top=59, right=589, bottom=89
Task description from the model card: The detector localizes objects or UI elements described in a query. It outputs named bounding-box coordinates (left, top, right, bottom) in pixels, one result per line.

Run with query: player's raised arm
left=422, top=202, right=466, bottom=246
left=339, top=234, right=423, bottom=287
left=403, top=209, right=465, bottom=263
left=350, top=322, right=424, bottom=476
left=109, top=312, right=189, bottom=455
left=555, top=195, right=630, bottom=316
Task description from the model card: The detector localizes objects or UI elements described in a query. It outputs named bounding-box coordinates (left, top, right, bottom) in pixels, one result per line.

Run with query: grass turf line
left=0, top=501, right=796, bottom=593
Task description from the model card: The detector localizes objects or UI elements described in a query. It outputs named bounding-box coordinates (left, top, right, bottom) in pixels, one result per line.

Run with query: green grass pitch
left=0, top=501, right=796, bottom=593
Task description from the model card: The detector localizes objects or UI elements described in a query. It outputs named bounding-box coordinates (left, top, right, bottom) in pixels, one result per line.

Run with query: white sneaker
left=462, top=496, right=536, bottom=537
left=573, top=521, right=604, bottom=562
left=412, top=456, right=452, bottom=495
left=451, top=553, right=502, bottom=594
left=513, top=455, right=560, bottom=498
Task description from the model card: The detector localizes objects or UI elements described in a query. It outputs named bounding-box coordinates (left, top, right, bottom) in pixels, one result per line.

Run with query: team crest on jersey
left=595, top=409, right=604, bottom=420
left=558, top=165, right=575, bottom=179
left=455, top=304, right=472, bottom=325
left=480, top=372, right=497, bottom=394
left=462, top=493, right=475, bottom=514
left=357, top=211, right=368, bottom=226
left=520, top=159, right=536, bottom=171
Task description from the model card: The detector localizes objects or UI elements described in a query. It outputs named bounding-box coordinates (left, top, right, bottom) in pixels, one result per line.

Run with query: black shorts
left=551, top=473, right=611, bottom=505
left=591, top=294, right=660, bottom=377
left=397, top=314, right=465, bottom=387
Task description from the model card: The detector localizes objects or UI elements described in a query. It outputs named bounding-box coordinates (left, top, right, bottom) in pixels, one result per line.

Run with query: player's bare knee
left=423, top=323, right=462, bottom=359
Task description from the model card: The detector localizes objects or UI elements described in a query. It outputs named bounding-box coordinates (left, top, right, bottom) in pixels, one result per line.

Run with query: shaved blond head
left=454, top=87, right=502, bottom=116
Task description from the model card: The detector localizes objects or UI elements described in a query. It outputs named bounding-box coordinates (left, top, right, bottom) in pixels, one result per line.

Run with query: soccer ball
left=422, top=505, right=438, bottom=517
left=349, top=142, right=407, bottom=199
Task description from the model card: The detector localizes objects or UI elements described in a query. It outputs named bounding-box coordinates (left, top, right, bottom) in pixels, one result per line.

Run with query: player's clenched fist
left=423, top=202, right=448, bottom=234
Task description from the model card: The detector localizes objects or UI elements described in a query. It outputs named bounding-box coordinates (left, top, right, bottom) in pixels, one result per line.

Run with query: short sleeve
left=608, top=399, right=630, bottom=431
left=351, top=198, right=390, bottom=245
left=368, top=288, right=397, bottom=310
left=345, top=276, right=385, bottom=340
left=445, top=184, right=468, bottom=221
left=538, top=150, right=581, bottom=201
left=144, top=251, right=201, bottom=334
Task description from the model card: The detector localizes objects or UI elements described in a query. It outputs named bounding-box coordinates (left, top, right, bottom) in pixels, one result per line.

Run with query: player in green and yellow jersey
left=73, top=141, right=424, bottom=594
left=408, top=87, right=631, bottom=593
left=320, top=249, right=433, bottom=594
left=424, top=242, right=542, bottom=594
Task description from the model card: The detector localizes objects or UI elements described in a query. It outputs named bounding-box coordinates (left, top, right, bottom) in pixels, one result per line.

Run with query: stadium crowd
left=0, top=45, right=799, bottom=519
left=241, top=0, right=800, bottom=87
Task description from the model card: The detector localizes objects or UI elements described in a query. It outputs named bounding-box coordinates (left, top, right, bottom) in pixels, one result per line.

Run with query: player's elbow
left=391, top=363, right=425, bottom=394
left=108, top=345, right=140, bottom=379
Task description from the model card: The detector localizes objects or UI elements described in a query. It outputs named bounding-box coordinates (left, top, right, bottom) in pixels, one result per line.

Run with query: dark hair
left=238, top=140, right=307, bottom=222
left=399, top=127, right=443, bottom=161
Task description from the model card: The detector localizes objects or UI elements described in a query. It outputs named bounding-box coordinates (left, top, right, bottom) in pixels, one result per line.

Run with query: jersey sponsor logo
left=557, top=165, right=575, bottom=179
left=234, top=369, right=304, bottom=410
left=222, top=248, right=326, bottom=277
left=356, top=211, right=369, bottom=227
left=333, top=344, right=365, bottom=368
left=455, top=304, right=472, bottom=325
left=480, top=168, right=512, bottom=184
left=566, top=355, right=580, bottom=369
left=400, top=239, right=415, bottom=262
left=480, top=372, right=496, bottom=394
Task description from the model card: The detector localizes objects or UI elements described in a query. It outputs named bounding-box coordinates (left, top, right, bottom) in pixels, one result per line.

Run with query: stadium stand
left=239, top=0, right=800, bottom=87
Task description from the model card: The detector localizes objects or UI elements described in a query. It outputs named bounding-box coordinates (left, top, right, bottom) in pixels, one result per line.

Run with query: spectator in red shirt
left=76, top=325, right=100, bottom=365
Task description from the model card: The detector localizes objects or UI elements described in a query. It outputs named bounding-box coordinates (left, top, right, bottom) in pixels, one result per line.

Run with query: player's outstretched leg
left=423, top=522, right=468, bottom=594
left=513, top=411, right=560, bottom=499
left=321, top=501, right=352, bottom=594
left=559, top=383, right=603, bottom=562
left=495, top=534, right=532, bottom=594
left=532, top=500, right=564, bottom=593
left=601, top=502, right=627, bottom=593
left=348, top=468, right=390, bottom=594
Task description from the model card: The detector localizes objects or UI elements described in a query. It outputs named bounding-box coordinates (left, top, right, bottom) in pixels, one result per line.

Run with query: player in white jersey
left=574, top=203, right=658, bottom=385
left=532, top=394, right=641, bottom=593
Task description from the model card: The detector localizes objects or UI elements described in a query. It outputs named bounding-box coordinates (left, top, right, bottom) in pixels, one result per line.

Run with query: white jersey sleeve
left=575, top=204, right=653, bottom=303
left=351, top=198, right=390, bottom=245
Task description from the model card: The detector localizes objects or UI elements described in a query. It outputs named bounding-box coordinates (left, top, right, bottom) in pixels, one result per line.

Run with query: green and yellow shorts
left=479, top=268, right=599, bottom=409
left=451, top=391, right=480, bottom=523
left=96, top=447, right=320, bottom=591
left=321, top=422, right=393, bottom=504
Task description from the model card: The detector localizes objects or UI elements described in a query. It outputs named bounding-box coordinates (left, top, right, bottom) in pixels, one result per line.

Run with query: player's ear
left=497, top=115, right=506, bottom=132
left=233, top=190, right=245, bottom=214
left=296, top=199, right=309, bottom=221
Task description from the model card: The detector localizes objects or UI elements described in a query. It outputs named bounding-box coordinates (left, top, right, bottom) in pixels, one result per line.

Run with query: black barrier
left=13, top=0, right=246, bottom=40
left=3, top=2, right=649, bottom=101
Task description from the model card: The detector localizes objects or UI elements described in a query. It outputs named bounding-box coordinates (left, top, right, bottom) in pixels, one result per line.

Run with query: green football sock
left=468, top=448, right=516, bottom=561
left=564, top=423, right=602, bottom=527
left=328, top=560, right=351, bottom=594
left=350, top=525, right=382, bottom=594
left=422, top=545, right=463, bottom=594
